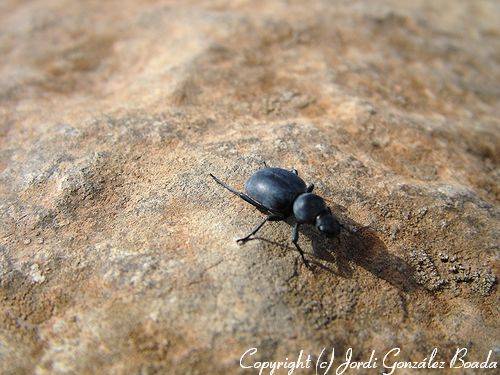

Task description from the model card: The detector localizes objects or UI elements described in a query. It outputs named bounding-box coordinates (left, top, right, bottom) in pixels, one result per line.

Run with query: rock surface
left=0, top=0, right=498, bottom=373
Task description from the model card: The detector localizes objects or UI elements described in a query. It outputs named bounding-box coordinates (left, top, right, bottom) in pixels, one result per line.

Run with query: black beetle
left=210, top=165, right=342, bottom=268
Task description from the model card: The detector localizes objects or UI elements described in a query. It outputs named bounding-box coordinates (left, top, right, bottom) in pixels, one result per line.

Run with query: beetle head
left=315, top=210, right=341, bottom=238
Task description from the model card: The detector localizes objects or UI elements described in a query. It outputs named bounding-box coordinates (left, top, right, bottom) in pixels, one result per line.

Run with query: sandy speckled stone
left=0, top=1, right=498, bottom=374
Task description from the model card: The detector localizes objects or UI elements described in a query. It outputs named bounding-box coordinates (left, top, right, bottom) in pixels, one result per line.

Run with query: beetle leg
left=291, top=168, right=298, bottom=175
left=261, top=161, right=268, bottom=168
left=237, top=215, right=282, bottom=244
left=306, top=183, right=314, bottom=192
left=291, top=223, right=311, bottom=269
left=209, top=173, right=271, bottom=213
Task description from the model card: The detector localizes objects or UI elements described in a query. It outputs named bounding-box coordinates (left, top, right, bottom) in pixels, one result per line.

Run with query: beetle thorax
left=292, top=193, right=328, bottom=223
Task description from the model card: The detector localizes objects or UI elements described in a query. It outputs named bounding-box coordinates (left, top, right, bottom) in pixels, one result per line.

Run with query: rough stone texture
left=0, top=0, right=499, bottom=373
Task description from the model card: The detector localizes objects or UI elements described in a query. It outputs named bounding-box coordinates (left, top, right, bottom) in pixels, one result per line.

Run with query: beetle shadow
left=251, top=216, right=419, bottom=293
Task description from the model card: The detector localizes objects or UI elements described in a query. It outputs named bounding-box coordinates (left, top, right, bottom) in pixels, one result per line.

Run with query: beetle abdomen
left=244, top=168, right=307, bottom=214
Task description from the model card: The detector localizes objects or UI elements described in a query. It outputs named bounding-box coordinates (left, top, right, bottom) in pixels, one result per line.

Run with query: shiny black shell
left=244, top=168, right=307, bottom=215
left=293, top=193, right=328, bottom=223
